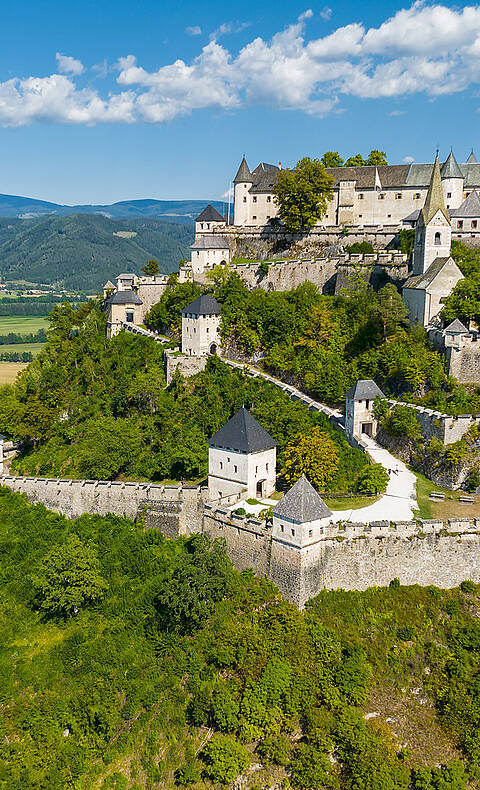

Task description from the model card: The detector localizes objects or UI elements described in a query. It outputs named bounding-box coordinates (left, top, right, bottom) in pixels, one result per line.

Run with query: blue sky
left=0, top=0, right=479, bottom=204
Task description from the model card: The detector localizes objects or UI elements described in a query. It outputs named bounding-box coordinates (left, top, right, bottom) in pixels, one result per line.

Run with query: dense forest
left=2, top=486, right=480, bottom=789
left=0, top=302, right=366, bottom=490
left=0, top=215, right=192, bottom=290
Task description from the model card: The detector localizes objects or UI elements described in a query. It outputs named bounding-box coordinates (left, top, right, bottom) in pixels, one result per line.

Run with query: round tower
left=233, top=156, right=253, bottom=226
left=441, top=150, right=464, bottom=210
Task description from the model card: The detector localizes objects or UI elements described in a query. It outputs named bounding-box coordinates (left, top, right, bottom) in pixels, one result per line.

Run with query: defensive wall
left=386, top=398, right=480, bottom=445
left=429, top=327, right=480, bottom=385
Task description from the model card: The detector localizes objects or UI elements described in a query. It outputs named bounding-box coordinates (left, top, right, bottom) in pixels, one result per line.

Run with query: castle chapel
left=232, top=150, right=480, bottom=231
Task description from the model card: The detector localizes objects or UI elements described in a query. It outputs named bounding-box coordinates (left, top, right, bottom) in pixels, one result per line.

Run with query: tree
left=142, top=259, right=160, bottom=276
left=202, top=735, right=250, bottom=784
left=321, top=151, right=344, bottom=167
left=371, top=284, right=408, bottom=339
left=283, top=427, right=339, bottom=489
left=274, top=157, right=334, bottom=232
left=31, top=534, right=107, bottom=617
left=290, top=743, right=337, bottom=789
left=144, top=280, right=201, bottom=335
left=442, top=274, right=480, bottom=326
left=345, top=154, right=366, bottom=167
left=367, top=150, right=388, bottom=166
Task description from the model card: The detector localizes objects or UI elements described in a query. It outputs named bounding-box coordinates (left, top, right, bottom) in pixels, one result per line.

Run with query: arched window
left=434, top=231, right=441, bottom=246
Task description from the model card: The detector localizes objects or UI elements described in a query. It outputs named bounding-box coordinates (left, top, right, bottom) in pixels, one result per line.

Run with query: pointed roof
left=345, top=380, right=384, bottom=401
left=103, top=280, right=115, bottom=289
left=444, top=318, right=468, bottom=334
left=404, top=257, right=462, bottom=290
left=273, top=475, right=331, bottom=523
left=182, top=294, right=221, bottom=316
left=106, top=289, right=142, bottom=305
left=195, top=204, right=225, bottom=223
left=441, top=150, right=463, bottom=179
left=233, top=156, right=253, bottom=184
left=466, top=150, right=478, bottom=164
left=450, top=189, right=480, bottom=218
left=208, top=407, right=277, bottom=453
left=419, top=153, right=450, bottom=226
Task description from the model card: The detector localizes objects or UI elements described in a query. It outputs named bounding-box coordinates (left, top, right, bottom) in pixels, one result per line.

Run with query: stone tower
left=441, top=150, right=464, bottom=210
left=181, top=294, right=222, bottom=357
left=271, top=475, right=332, bottom=548
left=344, top=380, right=385, bottom=441
left=413, top=153, right=451, bottom=275
left=233, top=156, right=253, bottom=226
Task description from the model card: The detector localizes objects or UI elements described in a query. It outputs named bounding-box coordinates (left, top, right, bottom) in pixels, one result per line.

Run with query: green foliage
left=283, top=427, right=339, bottom=490
left=175, top=762, right=202, bottom=785
left=202, top=735, right=250, bottom=784
left=412, top=762, right=467, bottom=790
left=396, top=229, right=415, bottom=257
left=355, top=463, right=389, bottom=495
left=274, top=157, right=334, bottom=232
left=344, top=154, right=366, bottom=167
left=258, top=261, right=270, bottom=276
left=321, top=151, right=344, bottom=167
left=142, top=258, right=160, bottom=276
left=442, top=274, right=480, bottom=327
left=382, top=405, right=422, bottom=441
left=367, top=150, right=388, bottom=166
left=290, top=743, right=337, bottom=789
left=460, top=580, right=476, bottom=594
left=145, top=278, right=201, bottom=335
left=31, top=533, right=107, bottom=617
left=345, top=241, right=374, bottom=254
left=257, top=734, right=292, bottom=765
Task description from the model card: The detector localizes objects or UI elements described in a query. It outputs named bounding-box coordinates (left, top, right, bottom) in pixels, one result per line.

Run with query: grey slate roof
left=418, top=153, right=449, bottom=226
left=450, top=190, right=480, bottom=218
left=195, top=204, right=225, bottom=223
left=444, top=318, right=469, bottom=334
left=233, top=156, right=253, bottom=183
left=441, top=151, right=463, bottom=179
left=106, top=289, right=143, bottom=305
left=208, top=407, right=277, bottom=453
left=182, top=294, right=221, bottom=316
left=467, top=151, right=478, bottom=164
left=403, top=257, right=455, bottom=290
left=190, top=235, right=229, bottom=250
left=402, top=209, right=421, bottom=223
left=345, top=379, right=385, bottom=401
left=273, top=475, right=331, bottom=523
left=249, top=162, right=281, bottom=194
left=103, top=280, right=115, bottom=289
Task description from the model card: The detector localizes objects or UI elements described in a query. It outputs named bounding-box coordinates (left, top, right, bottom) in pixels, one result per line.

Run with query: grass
left=0, top=362, right=28, bottom=384
left=324, top=493, right=381, bottom=511
left=230, top=257, right=261, bottom=265
left=0, top=316, right=49, bottom=334
left=0, top=342, right=45, bottom=356
left=413, top=470, right=480, bottom=520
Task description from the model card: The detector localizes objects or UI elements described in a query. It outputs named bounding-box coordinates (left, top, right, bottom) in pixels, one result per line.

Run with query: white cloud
left=55, top=53, right=84, bottom=75
left=3, top=4, right=480, bottom=126
left=319, top=7, right=332, bottom=21
left=185, top=25, right=202, bottom=36
left=389, top=110, right=405, bottom=116
left=403, top=155, right=415, bottom=162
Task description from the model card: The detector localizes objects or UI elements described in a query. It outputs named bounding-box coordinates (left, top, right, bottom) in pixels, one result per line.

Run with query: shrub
left=397, top=625, right=415, bottom=641
left=355, top=464, right=389, bottom=495
left=202, top=735, right=250, bottom=784
left=290, top=744, right=336, bottom=789
left=389, top=578, right=400, bottom=589
left=257, top=734, right=292, bottom=765
left=460, top=580, right=476, bottom=594
left=175, top=762, right=201, bottom=785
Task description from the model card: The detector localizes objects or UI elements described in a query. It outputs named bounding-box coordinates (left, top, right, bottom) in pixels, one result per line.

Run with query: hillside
left=0, top=193, right=224, bottom=220
left=0, top=214, right=193, bottom=290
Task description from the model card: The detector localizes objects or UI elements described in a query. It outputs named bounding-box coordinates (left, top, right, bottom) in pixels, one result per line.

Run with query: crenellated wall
left=386, top=399, right=480, bottom=444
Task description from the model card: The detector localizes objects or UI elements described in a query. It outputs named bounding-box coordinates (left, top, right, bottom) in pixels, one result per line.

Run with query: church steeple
left=419, top=152, right=449, bottom=226
left=413, top=153, right=451, bottom=275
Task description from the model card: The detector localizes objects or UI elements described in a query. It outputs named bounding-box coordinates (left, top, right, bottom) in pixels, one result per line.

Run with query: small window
left=291, top=529, right=295, bottom=536
left=280, top=525, right=284, bottom=533
left=253, top=196, right=257, bottom=203
left=447, top=192, right=452, bottom=198
left=414, top=193, right=421, bottom=199
left=267, top=196, right=271, bottom=203
left=458, top=220, right=464, bottom=229
left=434, top=231, right=441, bottom=246
left=395, top=193, right=402, bottom=199
left=227, top=457, right=230, bottom=462
left=266, top=463, right=269, bottom=472
left=308, top=529, right=313, bottom=538
left=234, top=465, right=237, bottom=473
left=473, top=221, right=478, bottom=229
left=126, top=312, right=134, bottom=322
left=252, top=215, right=257, bottom=220
left=359, top=214, right=362, bottom=218
left=242, top=196, right=246, bottom=203
left=206, top=327, right=209, bottom=333
left=378, top=193, right=385, bottom=200
left=358, top=193, right=364, bottom=200
left=219, top=461, right=223, bottom=470
left=266, top=215, right=271, bottom=219
left=255, top=466, right=258, bottom=473
left=387, top=214, right=391, bottom=218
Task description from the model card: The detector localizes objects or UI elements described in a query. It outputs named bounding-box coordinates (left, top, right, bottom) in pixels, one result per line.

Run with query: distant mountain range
left=0, top=193, right=225, bottom=221
left=0, top=214, right=196, bottom=291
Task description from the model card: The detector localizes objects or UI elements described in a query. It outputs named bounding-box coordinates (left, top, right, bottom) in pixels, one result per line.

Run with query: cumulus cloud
left=403, top=155, right=415, bottom=162
left=55, top=53, right=84, bottom=75
left=2, top=4, right=480, bottom=126
left=185, top=25, right=202, bottom=36
left=319, top=7, right=332, bottom=21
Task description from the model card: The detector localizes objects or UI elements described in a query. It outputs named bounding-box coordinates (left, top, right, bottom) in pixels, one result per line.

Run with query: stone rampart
left=164, top=351, right=208, bottom=385
left=386, top=399, right=480, bottom=444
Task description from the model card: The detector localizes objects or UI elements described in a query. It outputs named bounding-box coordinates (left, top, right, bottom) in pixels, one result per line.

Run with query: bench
left=459, top=496, right=475, bottom=504
left=429, top=492, right=445, bottom=500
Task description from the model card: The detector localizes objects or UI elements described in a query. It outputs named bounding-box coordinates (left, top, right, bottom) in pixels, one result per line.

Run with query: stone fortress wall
left=385, top=398, right=480, bottom=444
left=3, top=472, right=480, bottom=607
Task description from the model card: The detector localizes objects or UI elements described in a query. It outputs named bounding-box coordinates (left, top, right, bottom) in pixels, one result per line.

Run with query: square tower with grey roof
left=182, top=294, right=222, bottom=357
left=345, top=379, right=385, bottom=441
left=208, top=407, right=277, bottom=500
left=272, top=475, right=332, bottom=548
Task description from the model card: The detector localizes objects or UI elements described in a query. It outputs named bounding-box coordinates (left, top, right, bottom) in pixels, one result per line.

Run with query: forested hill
left=0, top=193, right=224, bottom=219
left=0, top=214, right=193, bottom=290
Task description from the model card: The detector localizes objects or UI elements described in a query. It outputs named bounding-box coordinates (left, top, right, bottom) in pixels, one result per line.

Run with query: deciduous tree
left=283, top=427, right=339, bottom=489
left=274, top=157, right=334, bottom=232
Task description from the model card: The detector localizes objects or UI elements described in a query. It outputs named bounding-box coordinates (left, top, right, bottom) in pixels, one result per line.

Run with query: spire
left=440, top=150, right=463, bottom=179
left=233, top=155, right=253, bottom=184
left=466, top=150, right=478, bottom=164
left=420, top=153, right=449, bottom=225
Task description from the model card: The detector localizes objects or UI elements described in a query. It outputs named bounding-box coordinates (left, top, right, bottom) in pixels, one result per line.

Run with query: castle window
left=447, top=192, right=452, bottom=198
left=267, top=196, right=271, bottom=203
left=266, top=463, right=269, bottom=472
left=308, top=529, right=313, bottom=538
left=458, top=220, right=464, bottom=229
left=280, top=525, right=284, bottom=533
left=234, top=465, right=237, bottom=473
left=473, top=221, right=478, bottom=229
left=395, top=193, right=402, bottom=199
left=243, top=196, right=247, bottom=202
left=219, top=462, right=223, bottom=470
left=126, top=312, right=134, bottom=323
left=255, top=466, right=258, bottom=473
left=414, top=193, right=421, bottom=199
left=378, top=193, right=385, bottom=199
left=252, top=216, right=257, bottom=220
left=434, top=232, right=441, bottom=246
left=291, top=529, right=295, bottom=536
left=267, top=215, right=271, bottom=219
left=253, top=196, right=257, bottom=203
left=387, top=214, right=391, bottom=218
left=358, top=194, right=364, bottom=200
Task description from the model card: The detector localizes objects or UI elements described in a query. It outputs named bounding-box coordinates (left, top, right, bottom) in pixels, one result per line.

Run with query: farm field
left=0, top=316, right=49, bottom=334
left=0, top=362, right=28, bottom=384
left=0, top=342, right=45, bottom=356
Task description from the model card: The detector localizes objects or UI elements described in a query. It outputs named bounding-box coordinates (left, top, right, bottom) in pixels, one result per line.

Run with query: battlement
left=386, top=398, right=480, bottom=444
